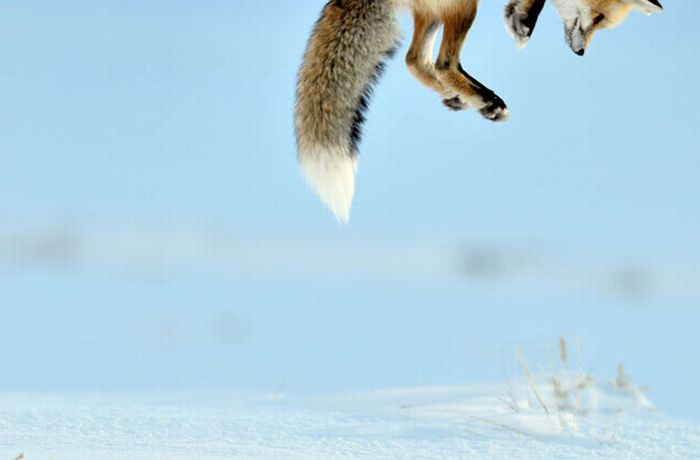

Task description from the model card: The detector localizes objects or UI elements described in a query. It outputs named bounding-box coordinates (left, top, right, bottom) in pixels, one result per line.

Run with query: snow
left=3, top=378, right=699, bottom=459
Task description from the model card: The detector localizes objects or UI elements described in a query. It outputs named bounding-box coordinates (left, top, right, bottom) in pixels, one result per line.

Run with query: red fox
left=295, top=0, right=663, bottom=222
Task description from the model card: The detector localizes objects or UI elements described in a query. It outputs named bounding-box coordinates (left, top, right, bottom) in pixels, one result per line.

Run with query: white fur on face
left=551, top=0, right=593, bottom=53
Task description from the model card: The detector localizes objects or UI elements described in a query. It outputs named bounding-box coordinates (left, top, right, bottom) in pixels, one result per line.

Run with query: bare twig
left=559, top=336, right=568, bottom=369
left=518, top=351, right=549, bottom=414
left=460, top=413, right=536, bottom=438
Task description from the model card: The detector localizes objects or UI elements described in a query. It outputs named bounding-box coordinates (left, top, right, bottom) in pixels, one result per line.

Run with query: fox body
left=296, top=0, right=662, bottom=222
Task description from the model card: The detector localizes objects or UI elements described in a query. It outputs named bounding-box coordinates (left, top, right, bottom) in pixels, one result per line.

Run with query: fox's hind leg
left=405, top=8, right=468, bottom=111
left=435, top=2, right=508, bottom=121
left=504, top=0, right=547, bottom=48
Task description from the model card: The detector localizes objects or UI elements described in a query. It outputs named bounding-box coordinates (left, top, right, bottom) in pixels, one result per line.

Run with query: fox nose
left=575, top=48, right=585, bottom=56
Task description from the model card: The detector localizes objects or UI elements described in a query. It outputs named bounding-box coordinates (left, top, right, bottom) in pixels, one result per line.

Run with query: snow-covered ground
left=3, top=230, right=699, bottom=458
left=3, top=366, right=699, bottom=460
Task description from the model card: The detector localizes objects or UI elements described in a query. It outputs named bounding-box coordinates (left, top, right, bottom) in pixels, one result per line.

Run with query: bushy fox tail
left=295, top=0, right=400, bottom=223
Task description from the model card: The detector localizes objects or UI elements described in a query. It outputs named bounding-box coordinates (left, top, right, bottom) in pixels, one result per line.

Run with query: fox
left=295, top=0, right=663, bottom=222
left=506, top=0, right=662, bottom=53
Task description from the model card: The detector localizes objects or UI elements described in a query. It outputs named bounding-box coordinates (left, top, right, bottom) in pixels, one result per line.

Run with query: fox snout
left=555, top=0, right=663, bottom=57
left=564, top=18, right=588, bottom=56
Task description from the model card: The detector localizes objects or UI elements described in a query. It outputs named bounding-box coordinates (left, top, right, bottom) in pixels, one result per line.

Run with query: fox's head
left=552, top=0, right=663, bottom=56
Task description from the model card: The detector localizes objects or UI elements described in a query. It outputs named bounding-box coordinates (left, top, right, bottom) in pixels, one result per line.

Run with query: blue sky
left=1, top=1, right=699, bottom=420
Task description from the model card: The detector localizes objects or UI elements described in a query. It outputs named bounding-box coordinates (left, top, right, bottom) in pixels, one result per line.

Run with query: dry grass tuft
left=509, top=337, right=653, bottom=433
left=518, top=350, right=550, bottom=414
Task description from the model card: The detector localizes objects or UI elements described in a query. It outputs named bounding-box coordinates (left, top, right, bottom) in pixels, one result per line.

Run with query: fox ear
left=622, top=0, right=663, bottom=15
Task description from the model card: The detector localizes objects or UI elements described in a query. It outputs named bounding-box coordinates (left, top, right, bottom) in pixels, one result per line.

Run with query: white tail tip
left=299, top=146, right=357, bottom=223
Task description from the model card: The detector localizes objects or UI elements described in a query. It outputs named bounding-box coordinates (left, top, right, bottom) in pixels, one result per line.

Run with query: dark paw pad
left=479, top=94, right=509, bottom=122
left=442, top=96, right=468, bottom=112
left=505, top=3, right=534, bottom=48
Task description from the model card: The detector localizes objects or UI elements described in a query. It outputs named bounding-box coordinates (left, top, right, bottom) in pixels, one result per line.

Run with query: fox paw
left=442, top=96, right=469, bottom=111
left=479, top=94, right=509, bottom=122
left=504, top=2, right=533, bottom=48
